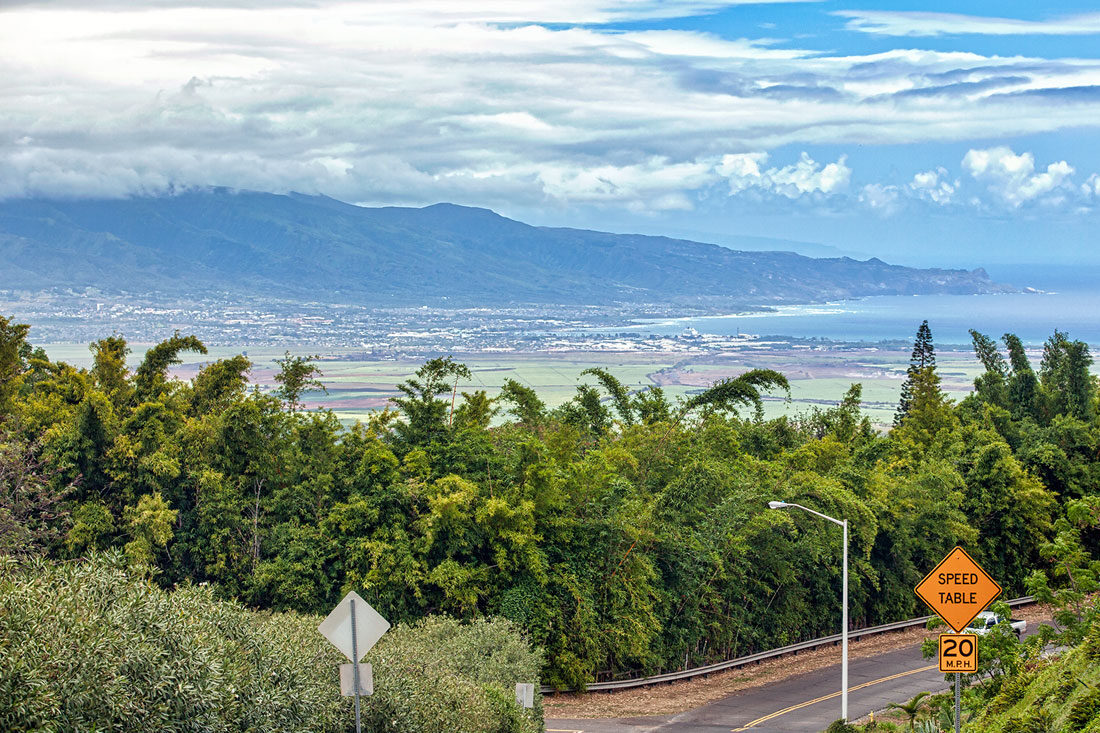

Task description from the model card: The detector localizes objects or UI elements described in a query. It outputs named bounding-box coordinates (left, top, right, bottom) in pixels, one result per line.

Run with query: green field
left=41, top=342, right=994, bottom=428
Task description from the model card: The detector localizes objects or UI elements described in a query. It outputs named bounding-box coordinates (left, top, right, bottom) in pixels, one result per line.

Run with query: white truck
left=967, top=611, right=1026, bottom=637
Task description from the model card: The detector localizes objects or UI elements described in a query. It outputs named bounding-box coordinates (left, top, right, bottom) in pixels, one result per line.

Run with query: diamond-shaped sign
left=318, top=591, right=390, bottom=662
left=915, top=546, right=1002, bottom=633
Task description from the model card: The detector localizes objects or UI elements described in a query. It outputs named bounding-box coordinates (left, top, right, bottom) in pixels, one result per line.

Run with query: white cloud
left=835, top=10, right=1100, bottom=37
left=1084, top=174, right=1100, bottom=198
left=717, top=152, right=850, bottom=198
left=859, top=183, right=900, bottom=214
left=534, top=157, right=716, bottom=207
left=908, top=167, right=958, bottom=205
left=961, top=147, right=1076, bottom=208
left=0, top=0, right=1099, bottom=218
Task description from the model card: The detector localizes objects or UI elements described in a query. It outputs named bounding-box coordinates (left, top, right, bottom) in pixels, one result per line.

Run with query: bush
left=1067, top=689, right=1100, bottom=732
left=362, top=615, right=544, bottom=733
left=989, top=672, right=1037, bottom=715
left=0, top=554, right=543, bottom=732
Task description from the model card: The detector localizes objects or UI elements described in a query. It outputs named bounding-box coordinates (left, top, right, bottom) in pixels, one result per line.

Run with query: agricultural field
left=41, top=342, right=991, bottom=428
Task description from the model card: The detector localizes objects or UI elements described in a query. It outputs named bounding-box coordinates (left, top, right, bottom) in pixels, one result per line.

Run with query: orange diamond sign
left=915, top=546, right=1002, bottom=633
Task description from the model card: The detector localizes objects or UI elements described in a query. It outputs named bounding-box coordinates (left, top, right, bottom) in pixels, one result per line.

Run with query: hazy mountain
left=0, top=189, right=1010, bottom=307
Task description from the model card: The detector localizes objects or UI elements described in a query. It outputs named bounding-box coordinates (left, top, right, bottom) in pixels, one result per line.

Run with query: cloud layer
left=836, top=10, right=1100, bottom=38
left=2, top=1, right=1100, bottom=222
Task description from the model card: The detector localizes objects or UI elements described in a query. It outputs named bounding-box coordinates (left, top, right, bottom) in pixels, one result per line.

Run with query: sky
left=2, top=1, right=1100, bottom=269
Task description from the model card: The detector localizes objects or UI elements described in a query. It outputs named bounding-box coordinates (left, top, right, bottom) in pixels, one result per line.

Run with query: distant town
left=2, top=288, right=897, bottom=355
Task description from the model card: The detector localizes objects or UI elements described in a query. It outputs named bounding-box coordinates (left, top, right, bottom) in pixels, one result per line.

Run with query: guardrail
left=543, top=596, right=1035, bottom=694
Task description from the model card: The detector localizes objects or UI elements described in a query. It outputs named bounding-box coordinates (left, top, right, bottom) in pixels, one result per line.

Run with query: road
left=545, top=643, right=951, bottom=733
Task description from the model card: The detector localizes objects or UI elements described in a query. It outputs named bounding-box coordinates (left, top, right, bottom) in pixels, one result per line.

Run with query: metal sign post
left=351, top=599, right=361, bottom=733
left=319, top=591, right=390, bottom=733
left=915, top=548, right=1001, bottom=733
left=955, top=672, right=961, bottom=733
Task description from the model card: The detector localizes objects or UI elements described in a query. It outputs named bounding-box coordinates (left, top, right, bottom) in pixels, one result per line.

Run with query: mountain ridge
left=0, top=189, right=1011, bottom=307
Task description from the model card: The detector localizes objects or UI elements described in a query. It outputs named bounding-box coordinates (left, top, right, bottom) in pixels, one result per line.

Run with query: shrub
left=0, top=554, right=542, bottom=732
left=989, top=671, right=1036, bottom=715
left=1067, top=689, right=1100, bottom=732
left=361, top=615, right=543, bottom=733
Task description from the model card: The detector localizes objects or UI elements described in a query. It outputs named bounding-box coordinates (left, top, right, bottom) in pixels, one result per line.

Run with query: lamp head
left=768, top=501, right=788, bottom=510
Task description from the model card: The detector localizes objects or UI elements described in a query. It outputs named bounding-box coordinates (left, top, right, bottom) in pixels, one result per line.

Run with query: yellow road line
left=730, top=664, right=938, bottom=731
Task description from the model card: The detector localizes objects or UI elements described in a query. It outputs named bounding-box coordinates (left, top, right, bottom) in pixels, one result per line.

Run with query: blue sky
left=2, top=1, right=1099, bottom=269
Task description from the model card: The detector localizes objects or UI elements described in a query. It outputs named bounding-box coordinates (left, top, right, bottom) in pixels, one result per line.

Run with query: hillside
left=0, top=189, right=1008, bottom=307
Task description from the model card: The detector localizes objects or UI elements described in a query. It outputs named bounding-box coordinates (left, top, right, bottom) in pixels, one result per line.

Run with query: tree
left=0, top=432, right=72, bottom=557
left=133, top=332, right=207, bottom=403
left=123, top=491, right=177, bottom=568
left=0, top=315, right=31, bottom=417
left=683, top=368, right=790, bottom=416
left=580, top=368, right=636, bottom=425
left=90, top=335, right=132, bottom=408
left=556, top=384, right=612, bottom=439
left=192, top=355, right=252, bottom=414
left=498, top=379, right=546, bottom=427
left=451, top=390, right=498, bottom=431
left=969, top=329, right=1008, bottom=408
left=1025, top=496, right=1100, bottom=641
left=273, top=352, right=326, bottom=412
left=1003, top=333, right=1039, bottom=420
left=887, top=690, right=931, bottom=731
left=1038, top=331, right=1095, bottom=422
left=896, top=320, right=935, bottom=425
left=390, top=357, right=471, bottom=448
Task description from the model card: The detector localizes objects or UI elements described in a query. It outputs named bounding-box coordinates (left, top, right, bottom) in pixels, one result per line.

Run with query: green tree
left=1025, top=496, right=1100, bottom=641
left=0, top=315, right=31, bottom=417
left=191, top=355, right=252, bottom=414
left=1003, top=333, right=1039, bottom=420
left=133, top=332, right=207, bottom=403
left=887, top=690, right=931, bottom=731
left=499, top=379, right=547, bottom=428
left=1039, top=331, right=1095, bottom=422
left=683, top=368, right=790, bottom=417
left=123, top=491, right=177, bottom=568
left=390, top=357, right=471, bottom=448
left=90, top=335, right=132, bottom=409
left=273, top=352, right=326, bottom=412
left=896, top=320, right=936, bottom=425
left=969, top=329, right=1008, bottom=408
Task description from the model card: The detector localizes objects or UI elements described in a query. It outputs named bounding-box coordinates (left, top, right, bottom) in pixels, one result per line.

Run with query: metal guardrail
left=542, top=596, right=1035, bottom=694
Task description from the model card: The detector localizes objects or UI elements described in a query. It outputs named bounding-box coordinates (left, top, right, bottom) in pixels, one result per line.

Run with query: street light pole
left=768, top=500, right=849, bottom=722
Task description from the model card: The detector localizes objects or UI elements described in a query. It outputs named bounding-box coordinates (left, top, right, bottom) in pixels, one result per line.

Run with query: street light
left=769, top=500, right=849, bottom=722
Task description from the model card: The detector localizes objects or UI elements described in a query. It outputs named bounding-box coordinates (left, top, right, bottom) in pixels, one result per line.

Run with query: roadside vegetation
left=0, top=552, right=542, bottom=732
left=1, top=312, right=1098, bottom=714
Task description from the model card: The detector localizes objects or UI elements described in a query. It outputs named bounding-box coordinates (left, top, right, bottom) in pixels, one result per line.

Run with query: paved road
left=546, top=643, right=951, bottom=733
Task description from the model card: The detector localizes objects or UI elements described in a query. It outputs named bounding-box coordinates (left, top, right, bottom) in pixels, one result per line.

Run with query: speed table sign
left=914, top=546, right=1002, bottom=633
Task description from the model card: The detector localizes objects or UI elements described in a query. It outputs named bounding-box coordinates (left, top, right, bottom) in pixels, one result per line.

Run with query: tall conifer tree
left=895, top=320, right=935, bottom=425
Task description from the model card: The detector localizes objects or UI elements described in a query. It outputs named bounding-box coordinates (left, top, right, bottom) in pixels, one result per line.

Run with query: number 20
left=944, top=638, right=974, bottom=656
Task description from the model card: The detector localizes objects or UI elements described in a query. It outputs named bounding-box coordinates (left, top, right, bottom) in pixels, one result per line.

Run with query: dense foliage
left=0, top=552, right=542, bottom=733
left=1, top=313, right=1098, bottom=691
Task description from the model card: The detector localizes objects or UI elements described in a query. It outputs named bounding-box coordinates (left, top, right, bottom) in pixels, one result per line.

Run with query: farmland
left=40, top=341, right=990, bottom=427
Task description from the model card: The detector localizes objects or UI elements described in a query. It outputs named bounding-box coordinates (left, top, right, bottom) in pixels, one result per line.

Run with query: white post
left=767, top=501, right=849, bottom=723
left=842, top=519, right=848, bottom=722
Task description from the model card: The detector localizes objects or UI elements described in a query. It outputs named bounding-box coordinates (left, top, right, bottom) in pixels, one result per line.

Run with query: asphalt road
left=545, top=643, right=952, bottom=733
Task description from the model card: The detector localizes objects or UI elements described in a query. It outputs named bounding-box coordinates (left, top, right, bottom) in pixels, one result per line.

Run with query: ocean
left=602, top=290, right=1100, bottom=346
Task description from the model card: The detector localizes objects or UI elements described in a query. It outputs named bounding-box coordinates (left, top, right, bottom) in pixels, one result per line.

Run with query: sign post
left=319, top=591, right=391, bottom=733
left=915, top=547, right=1002, bottom=733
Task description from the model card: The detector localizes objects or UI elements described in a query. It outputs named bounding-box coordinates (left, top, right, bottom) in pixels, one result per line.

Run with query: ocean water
left=609, top=291, right=1100, bottom=346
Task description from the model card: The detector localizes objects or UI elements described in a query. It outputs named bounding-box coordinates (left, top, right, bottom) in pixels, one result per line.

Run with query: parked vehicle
left=967, top=611, right=1026, bottom=637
